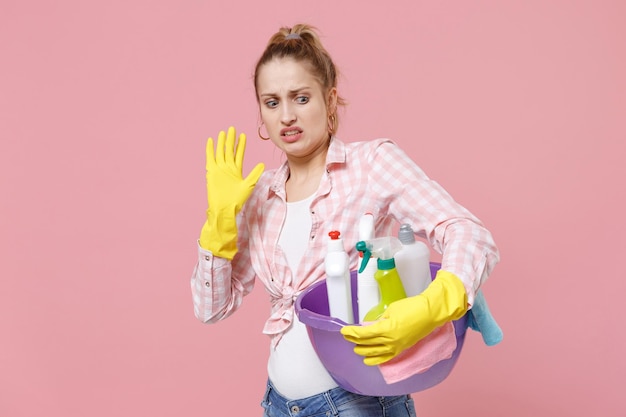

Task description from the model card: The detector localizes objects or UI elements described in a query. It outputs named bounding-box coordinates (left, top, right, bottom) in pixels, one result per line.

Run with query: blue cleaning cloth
left=467, top=290, right=503, bottom=346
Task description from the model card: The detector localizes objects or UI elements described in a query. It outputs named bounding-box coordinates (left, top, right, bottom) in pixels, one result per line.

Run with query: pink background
left=2, top=1, right=625, bottom=415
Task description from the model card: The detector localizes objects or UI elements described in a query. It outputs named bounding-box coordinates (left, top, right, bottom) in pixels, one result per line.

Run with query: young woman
left=191, top=24, right=499, bottom=417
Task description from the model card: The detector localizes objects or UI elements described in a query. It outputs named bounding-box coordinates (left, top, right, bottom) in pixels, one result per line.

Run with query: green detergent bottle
left=356, top=237, right=407, bottom=322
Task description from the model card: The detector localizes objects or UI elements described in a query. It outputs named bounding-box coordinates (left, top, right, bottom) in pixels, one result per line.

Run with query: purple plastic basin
left=295, top=262, right=468, bottom=396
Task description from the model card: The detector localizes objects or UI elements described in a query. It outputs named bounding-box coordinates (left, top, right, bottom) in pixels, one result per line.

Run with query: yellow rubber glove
left=341, top=270, right=468, bottom=366
left=199, top=127, right=265, bottom=259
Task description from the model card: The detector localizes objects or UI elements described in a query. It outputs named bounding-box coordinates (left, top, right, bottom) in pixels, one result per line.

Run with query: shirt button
left=204, top=281, right=211, bottom=288
left=290, top=405, right=300, bottom=413
left=204, top=256, right=210, bottom=261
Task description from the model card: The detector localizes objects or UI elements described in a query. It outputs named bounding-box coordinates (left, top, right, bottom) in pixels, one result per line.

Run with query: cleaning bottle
left=325, top=230, right=354, bottom=324
left=357, top=236, right=407, bottom=322
left=356, top=213, right=380, bottom=323
left=395, top=223, right=432, bottom=297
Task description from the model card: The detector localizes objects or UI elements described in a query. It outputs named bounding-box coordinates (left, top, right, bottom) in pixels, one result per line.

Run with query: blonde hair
left=253, top=24, right=346, bottom=133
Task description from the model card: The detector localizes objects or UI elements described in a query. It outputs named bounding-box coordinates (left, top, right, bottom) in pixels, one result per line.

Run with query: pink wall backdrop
left=2, top=1, right=625, bottom=416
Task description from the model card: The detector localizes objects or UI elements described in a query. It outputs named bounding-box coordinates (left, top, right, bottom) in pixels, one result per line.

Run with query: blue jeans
left=260, top=380, right=416, bottom=417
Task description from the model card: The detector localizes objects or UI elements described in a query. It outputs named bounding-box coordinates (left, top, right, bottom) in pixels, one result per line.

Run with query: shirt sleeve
left=190, top=213, right=256, bottom=323
left=367, top=139, right=500, bottom=305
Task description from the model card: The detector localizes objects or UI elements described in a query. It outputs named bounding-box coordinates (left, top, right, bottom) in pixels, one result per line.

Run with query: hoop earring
left=257, top=124, right=270, bottom=141
left=328, top=114, right=336, bottom=135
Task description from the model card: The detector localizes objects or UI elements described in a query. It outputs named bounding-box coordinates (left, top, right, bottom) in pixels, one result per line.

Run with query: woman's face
left=256, top=57, right=336, bottom=161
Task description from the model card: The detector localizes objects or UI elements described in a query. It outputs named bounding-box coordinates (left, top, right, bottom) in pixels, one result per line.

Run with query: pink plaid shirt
left=191, top=138, right=499, bottom=348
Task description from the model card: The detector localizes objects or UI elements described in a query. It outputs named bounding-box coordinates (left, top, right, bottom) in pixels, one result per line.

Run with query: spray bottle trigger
left=356, top=241, right=370, bottom=273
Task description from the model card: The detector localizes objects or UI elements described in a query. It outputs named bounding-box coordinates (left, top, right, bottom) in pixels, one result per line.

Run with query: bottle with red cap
left=324, top=230, right=354, bottom=324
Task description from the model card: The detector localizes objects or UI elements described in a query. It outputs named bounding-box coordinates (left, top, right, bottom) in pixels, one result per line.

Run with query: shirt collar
left=326, top=136, right=347, bottom=167
left=267, top=137, right=347, bottom=199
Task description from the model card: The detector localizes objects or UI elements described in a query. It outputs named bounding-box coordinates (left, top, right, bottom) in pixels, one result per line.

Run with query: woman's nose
left=280, top=104, right=296, bottom=125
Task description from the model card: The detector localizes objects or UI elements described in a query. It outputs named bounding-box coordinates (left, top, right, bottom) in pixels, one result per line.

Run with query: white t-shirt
left=267, top=194, right=338, bottom=399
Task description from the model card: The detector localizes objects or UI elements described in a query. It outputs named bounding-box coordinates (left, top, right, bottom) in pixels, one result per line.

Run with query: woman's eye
left=296, top=96, right=309, bottom=104
left=265, top=100, right=278, bottom=108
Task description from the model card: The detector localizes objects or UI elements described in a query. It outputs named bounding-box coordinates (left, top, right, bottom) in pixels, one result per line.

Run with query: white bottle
left=356, top=213, right=380, bottom=323
left=395, top=224, right=431, bottom=297
left=325, top=230, right=354, bottom=324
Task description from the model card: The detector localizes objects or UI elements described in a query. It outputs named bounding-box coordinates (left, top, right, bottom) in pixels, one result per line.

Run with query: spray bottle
left=356, top=213, right=380, bottom=323
left=325, top=230, right=354, bottom=324
left=357, top=236, right=407, bottom=322
left=395, top=223, right=431, bottom=297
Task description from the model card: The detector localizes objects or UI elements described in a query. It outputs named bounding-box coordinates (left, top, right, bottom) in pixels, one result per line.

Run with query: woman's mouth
left=280, top=128, right=303, bottom=143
